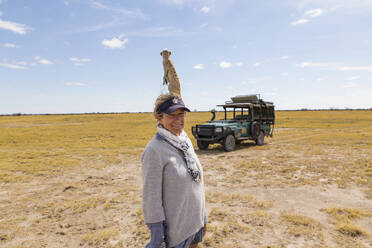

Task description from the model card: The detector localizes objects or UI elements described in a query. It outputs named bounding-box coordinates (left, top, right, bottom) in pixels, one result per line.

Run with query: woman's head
left=154, top=93, right=190, bottom=136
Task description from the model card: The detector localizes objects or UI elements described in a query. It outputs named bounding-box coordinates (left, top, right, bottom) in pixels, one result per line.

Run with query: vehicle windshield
left=223, top=108, right=250, bottom=120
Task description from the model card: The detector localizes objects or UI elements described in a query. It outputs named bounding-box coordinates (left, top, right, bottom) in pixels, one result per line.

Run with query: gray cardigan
left=141, top=134, right=206, bottom=247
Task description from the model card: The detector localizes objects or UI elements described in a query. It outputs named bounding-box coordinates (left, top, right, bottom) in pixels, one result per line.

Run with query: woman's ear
left=156, top=114, right=163, bottom=123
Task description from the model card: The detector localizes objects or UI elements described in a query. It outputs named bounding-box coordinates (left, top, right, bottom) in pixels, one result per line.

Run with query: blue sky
left=1, top=0, right=372, bottom=114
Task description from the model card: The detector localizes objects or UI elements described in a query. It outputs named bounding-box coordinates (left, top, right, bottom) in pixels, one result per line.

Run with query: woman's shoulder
left=141, top=135, right=171, bottom=164
left=144, top=134, right=166, bottom=153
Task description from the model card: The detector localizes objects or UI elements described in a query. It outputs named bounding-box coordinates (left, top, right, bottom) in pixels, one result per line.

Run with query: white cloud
left=200, top=23, right=208, bottom=28
left=200, top=6, right=210, bottom=13
left=241, top=80, right=257, bottom=85
left=290, top=8, right=323, bottom=26
left=291, top=18, right=309, bottom=25
left=297, top=62, right=333, bottom=68
left=0, top=10, right=2, bottom=16
left=17, top=61, right=27, bottom=66
left=343, top=82, right=357, bottom=88
left=73, top=19, right=122, bottom=33
left=193, top=64, right=204, bottom=70
left=304, top=9, right=324, bottom=18
left=338, top=66, right=372, bottom=71
left=72, top=2, right=147, bottom=33
left=219, top=61, right=242, bottom=69
left=102, top=35, right=128, bottom=49
left=347, top=76, right=360, bottom=81
left=39, top=59, right=53, bottom=65
left=70, top=57, right=91, bottom=63
left=3, top=43, right=19, bottom=48
left=70, top=57, right=91, bottom=66
left=0, top=18, right=29, bottom=35
left=65, top=82, right=87, bottom=86
left=0, top=63, right=26, bottom=70
left=159, top=0, right=189, bottom=5
left=280, top=56, right=289, bottom=60
left=220, top=61, right=232, bottom=69
left=13, top=61, right=36, bottom=67
left=34, top=56, right=53, bottom=65
left=297, top=61, right=372, bottom=71
left=91, top=1, right=147, bottom=19
left=253, top=62, right=262, bottom=67
left=297, top=0, right=372, bottom=14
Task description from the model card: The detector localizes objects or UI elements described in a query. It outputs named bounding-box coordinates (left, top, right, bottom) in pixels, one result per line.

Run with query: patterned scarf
left=157, top=126, right=201, bottom=183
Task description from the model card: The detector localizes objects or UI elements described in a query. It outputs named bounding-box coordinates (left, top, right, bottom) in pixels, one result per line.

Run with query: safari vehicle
left=191, top=95, right=275, bottom=151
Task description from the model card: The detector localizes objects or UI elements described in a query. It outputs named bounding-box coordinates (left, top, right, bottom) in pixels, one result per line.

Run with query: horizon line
left=1, top=107, right=372, bottom=116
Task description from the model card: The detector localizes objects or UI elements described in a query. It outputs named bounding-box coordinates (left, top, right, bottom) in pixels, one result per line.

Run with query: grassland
left=0, top=110, right=371, bottom=247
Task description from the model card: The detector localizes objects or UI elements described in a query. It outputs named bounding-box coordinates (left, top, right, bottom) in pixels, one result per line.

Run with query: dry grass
left=281, top=212, right=324, bottom=241
left=0, top=114, right=154, bottom=181
left=321, top=208, right=372, bottom=221
left=0, top=110, right=371, bottom=247
left=321, top=207, right=371, bottom=240
left=81, top=227, right=119, bottom=246
left=335, top=223, right=369, bottom=237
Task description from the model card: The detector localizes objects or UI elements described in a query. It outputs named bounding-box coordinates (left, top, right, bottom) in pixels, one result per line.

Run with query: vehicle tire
left=255, top=131, right=264, bottom=146
left=197, top=140, right=209, bottom=150
left=223, top=134, right=236, bottom=152
left=251, top=121, right=261, bottom=138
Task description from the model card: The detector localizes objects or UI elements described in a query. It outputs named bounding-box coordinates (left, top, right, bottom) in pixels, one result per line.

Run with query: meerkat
left=160, top=49, right=181, bottom=96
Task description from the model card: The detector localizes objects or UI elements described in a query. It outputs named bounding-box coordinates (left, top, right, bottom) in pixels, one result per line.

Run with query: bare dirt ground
left=1, top=129, right=371, bottom=248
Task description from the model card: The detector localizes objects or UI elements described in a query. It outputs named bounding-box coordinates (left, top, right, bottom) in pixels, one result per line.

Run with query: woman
left=141, top=93, right=207, bottom=248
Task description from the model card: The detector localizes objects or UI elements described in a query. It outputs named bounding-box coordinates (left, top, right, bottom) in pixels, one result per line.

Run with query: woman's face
left=158, top=108, right=186, bottom=136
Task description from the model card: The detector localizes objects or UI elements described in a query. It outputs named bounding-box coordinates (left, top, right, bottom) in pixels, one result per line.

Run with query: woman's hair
left=153, top=93, right=180, bottom=120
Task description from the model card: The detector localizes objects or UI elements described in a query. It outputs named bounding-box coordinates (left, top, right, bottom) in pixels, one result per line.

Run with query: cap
left=157, top=97, right=191, bottom=114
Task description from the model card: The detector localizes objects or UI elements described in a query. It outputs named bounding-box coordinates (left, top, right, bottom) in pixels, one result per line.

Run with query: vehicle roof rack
left=231, top=94, right=260, bottom=103
left=219, top=94, right=274, bottom=108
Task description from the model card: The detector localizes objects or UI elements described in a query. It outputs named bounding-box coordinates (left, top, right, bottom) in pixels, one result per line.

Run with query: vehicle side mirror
left=210, top=109, right=216, bottom=121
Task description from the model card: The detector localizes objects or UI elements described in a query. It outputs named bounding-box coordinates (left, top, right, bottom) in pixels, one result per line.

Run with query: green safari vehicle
left=191, top=95, right=275, bottom=151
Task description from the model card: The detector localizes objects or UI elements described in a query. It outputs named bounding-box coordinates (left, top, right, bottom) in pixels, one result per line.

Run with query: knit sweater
left=141, top=130, right=206, bottom=247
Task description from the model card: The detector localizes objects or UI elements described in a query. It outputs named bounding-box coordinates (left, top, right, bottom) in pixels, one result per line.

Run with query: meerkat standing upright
left=161, top=49, right=181, bottom=97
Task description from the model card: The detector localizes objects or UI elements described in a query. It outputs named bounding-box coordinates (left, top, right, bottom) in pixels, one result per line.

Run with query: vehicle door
left=238, top=108, right=250, bottom=138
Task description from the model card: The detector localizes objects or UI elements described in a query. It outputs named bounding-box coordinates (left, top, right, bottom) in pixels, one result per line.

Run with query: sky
left=1, top=0, right=372, bottom=114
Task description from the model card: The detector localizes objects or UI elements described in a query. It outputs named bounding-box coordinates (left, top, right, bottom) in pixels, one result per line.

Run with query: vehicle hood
left=197, top=120, right=239, bottom=127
